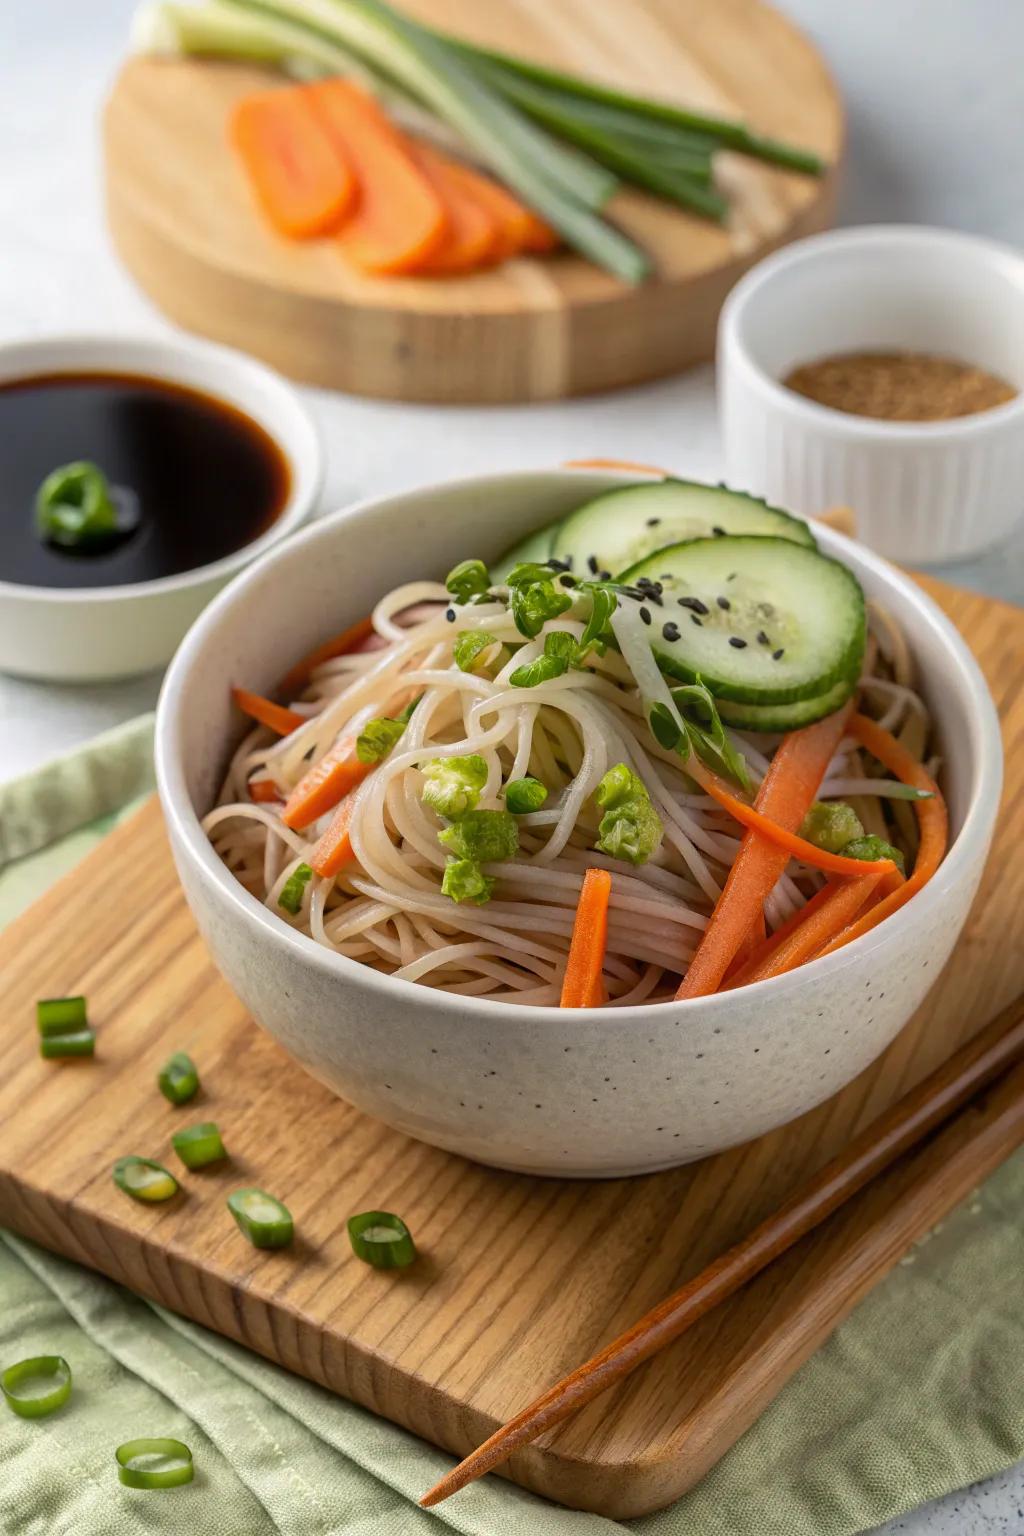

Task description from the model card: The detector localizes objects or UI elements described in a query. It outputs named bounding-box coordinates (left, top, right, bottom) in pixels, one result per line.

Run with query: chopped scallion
left=227, top=1188, right=293, bottom=1249
left=172, top=1122, right=227, bottom=1170
left=113, top=1156, right=180, bottom=1204
left=40, top=1028, right=95, bottom=1059
left=1, top=1355, right=72, bottom=1419
left=158, top=1051, right=199, bottom=1105
left=35, top=461, right=118, bottom=549
left=116, top=1437, right=194, bottom=1490
left=278, top=862, right=314, bottom=914
left=504, top=777, right=548, bottom=814
left=347, top=1210, right=417, bottom=1268
left=36, top=996, right=87, bottom=1034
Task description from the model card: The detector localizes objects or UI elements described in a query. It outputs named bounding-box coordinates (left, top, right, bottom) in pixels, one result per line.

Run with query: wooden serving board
left=1, top=576, right=1020, bottom=1520
left=103, top=0, right=842, bottom=403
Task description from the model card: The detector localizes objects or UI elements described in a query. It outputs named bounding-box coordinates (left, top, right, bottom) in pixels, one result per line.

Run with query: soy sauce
left=0, top=372, right=290, bottom=588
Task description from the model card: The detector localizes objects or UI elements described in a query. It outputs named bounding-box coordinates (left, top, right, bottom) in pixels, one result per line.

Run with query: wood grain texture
left=102, top=0, right=842, bottom=402
left=0, top=576, right=1020, bottom=1519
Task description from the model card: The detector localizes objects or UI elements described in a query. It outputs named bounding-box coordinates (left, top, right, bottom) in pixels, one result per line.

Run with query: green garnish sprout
left=504, top=777, right=548, bottom=814
left=842, top=835, right=906, bottom=876
left=509, top=629, right=579, bottom=687
left=504, top=561, right=573, bottom=638
left=278, top=862, right=313, bottom=915
left=453, top=630, right=500, bottom=673
left=800, top=802, right=865, bottom=854
left=421, top=755, right=488, bottom=819
left=446, top=559, right=491, bottom=604
left=594, top=763, right=663, bottom=865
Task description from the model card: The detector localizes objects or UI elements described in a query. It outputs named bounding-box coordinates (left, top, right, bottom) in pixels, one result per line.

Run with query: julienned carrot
left=817, top=714, right=948, bottom=956
left=278, top=616, right=376, bottom=695
left=410, top=143, right=500, bottom=272
left=310, top=792, right=359, bottom=877
left=563, top=458, right=667, bottom=476
left=688, top=761, right=898, bottom=880
left=676, top=705, right=853, bottom=1000
left=230, top=88, right=356, bottom=239
left=232, top=687, right=306, bottom=737
left=561, top=869, right=612, bottom=1008
left=433, top=155, right=558, bottom=256
left=724, top=910, right=766, bottom=981
left=249, top=777, right=283, bottom=804
left=728, top=872, right=886, bottom=988
left=282, top=737, right=370, bottom=831
left=305, top=80, right=448, bottom=274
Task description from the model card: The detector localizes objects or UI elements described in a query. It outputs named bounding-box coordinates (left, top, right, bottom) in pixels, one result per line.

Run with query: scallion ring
left=40, top=1028, right=95, bottom=1059
left=35, top=461, right=119, bottom=549
left=172, top=1122, right=226, bottom=1171
left=347, top=1211, right=417, bottom=1269
left=115, top=1437, right=194, bottom=1490
left=158, top=1051, right=199, bottom=1105
left=113, top=1156, right=180, bottom=1204
left=227, top=1188, right=293, bottom=1249
left=1, top=1355, right=72, bottom=1418
left=36, top=995, right=87, bottom=1035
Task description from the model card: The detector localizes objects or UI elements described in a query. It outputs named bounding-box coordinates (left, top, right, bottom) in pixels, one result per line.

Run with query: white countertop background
left=2, top=3, right=1023, bottom=1530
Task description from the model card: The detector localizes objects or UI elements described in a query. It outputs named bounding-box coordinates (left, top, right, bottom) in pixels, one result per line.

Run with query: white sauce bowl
left=0, top=333, right=322, bottom=681
left=719, top=226, right=1024, bottom=565
left=156, top=469, right=1002, bottom=1177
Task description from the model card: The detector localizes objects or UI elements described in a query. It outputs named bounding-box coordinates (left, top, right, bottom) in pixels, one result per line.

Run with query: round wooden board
left=104, top=0, right=843, bottom=403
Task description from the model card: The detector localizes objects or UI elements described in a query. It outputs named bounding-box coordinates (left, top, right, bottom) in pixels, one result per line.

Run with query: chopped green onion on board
left=172, top=1122, right=227, bottom=1170
left=347, top=1210, right=417, bottom=1268
left=114, top=1156, right=180, bottom=1203
left=1, top=1356, right=73, bottom=1419
left=40, top=1029, right=96, bottom=1059
left=227, top=1188, right=294, bottom=1248
left=36, top=996, right=88, bottom=1034
left=158, top=1051, right=200, bottom=1105
left=116, top=1437, right=195, bottom=1489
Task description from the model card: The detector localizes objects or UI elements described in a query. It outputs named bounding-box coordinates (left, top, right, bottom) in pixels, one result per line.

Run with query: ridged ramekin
left=718, top=226, right=1024, bottom=565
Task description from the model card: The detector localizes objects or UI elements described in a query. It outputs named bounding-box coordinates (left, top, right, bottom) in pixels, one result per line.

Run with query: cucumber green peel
left=1, top=1356, right=73, bottom=1419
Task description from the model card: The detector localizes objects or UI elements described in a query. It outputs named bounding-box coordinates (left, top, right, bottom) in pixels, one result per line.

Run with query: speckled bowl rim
left=155, top=467, right=1003, bottom=1026
left=0, top=331, right=324, bottom=603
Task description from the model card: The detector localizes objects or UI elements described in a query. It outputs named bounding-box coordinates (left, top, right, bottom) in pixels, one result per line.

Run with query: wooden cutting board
left=1, top=576, right=1020, bottom=1520
left=102, top=0, right=842, bottom=403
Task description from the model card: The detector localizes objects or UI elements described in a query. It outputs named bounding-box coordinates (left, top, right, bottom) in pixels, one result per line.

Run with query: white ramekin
left=0, top=333, right=323, bottom=682
left=718, top=226, right=1024, bottom=565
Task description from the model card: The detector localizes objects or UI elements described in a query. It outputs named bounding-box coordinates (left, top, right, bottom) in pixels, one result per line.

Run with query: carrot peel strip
left=561, top=869, right=612, bottom=1008
left=232, top=687, right=305, bottom=738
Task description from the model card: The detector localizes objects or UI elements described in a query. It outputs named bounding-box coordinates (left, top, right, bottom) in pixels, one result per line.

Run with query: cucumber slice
left=717, top=678, right=855, bottom=733
left=552, top=479, right=814, bottom=576
left=622, top=536, right=865, bottom=704
left=490, top=521, right=560, bottom=583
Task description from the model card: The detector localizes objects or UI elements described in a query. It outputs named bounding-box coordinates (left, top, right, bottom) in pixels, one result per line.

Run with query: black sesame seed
left=547, top=556, right=572, bottom=572
left=639, top=606, right=652, bottom=625
left=712, top=525, right=727, bottom=536
left=645, top=516, right=661, bottom=527
left=773, top=647, right=785, bottom=660
left=636, top=575, right=653, bottom=588
left=726, top=572, right=737, bottom=582
left=445, top=608, right=456, bottom=622
left=586, top=554, right=599, bottom=575
left=691, top=615, right=703, bottom=627
left=599, top=570, right=613, bottom=581
left=729, top=636, right=747, bottom=649
left=677, top=596, right=709, bottom=615
left=757, top=630, right=770, bottom=646
left=647, top=590, right=664, bottom=606
left=559, top=573, right=577, bottom=588
left=662, top=621, right=680, bottom=642
left=716, top=595, right=731, bottom=611
left=623, top=586, right=645, bottom=601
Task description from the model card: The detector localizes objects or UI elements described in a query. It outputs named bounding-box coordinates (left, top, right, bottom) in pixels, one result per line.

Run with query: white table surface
left=2, top=3, right=1023, bottom=1529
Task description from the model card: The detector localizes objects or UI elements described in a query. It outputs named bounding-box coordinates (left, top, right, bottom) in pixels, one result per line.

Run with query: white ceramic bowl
left=0, top=333, right=323, bottom=681
left=156, top=469, right=1002, bottom=1177
left=718, top=226, right=1024, bottom=565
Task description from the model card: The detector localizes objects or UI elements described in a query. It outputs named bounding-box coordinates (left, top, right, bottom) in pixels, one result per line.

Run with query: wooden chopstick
left=420, top=992, right=1024, bottom=1508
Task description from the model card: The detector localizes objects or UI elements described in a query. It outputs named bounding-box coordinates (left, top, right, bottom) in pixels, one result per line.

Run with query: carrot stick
left=249, top=777, right=283, bottom=804
left=229, top=87, right=357, bottom=239
left=817, top=714, right=948, bottom=956
left=729, top=873, right=886, bottom=988
left=282, top=737, right=370, bottom=831
left=408, top=143, right=500, bottom=273
left=724, top=909, right=766, bottom=981
left=305, top=80, right=448, bottom=275
left=563, top=458, right=668, bottom=476
left=688, top=761, right=899, bottom=880
left=676, top=705, right=854, bottom=1000
left=428, top=154, right=558, bottom=257
left=310, top=792, right=359, bottom=877
left=278, top=616, right=376, bottom=696
left=560, top=869, right=612, bottom=1008
left=231, top=687, right=306, bottom=738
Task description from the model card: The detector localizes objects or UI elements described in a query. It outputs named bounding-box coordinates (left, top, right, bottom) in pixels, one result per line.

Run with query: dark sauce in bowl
left=0, top=372, right=291, bottom=589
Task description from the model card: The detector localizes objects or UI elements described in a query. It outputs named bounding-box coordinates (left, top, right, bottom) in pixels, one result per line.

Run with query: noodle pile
left=205, top=582, right=935, bottom=1007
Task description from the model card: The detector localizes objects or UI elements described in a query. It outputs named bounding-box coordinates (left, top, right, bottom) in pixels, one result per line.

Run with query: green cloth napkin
left=2, top=720, right=1024, bottom=1536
